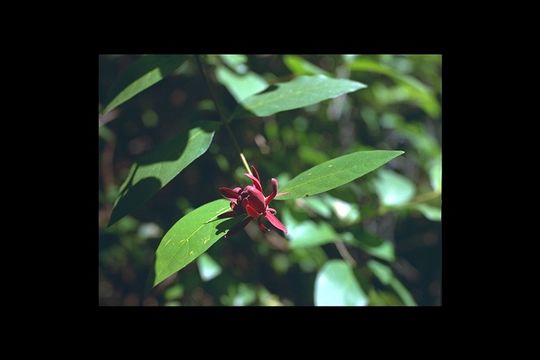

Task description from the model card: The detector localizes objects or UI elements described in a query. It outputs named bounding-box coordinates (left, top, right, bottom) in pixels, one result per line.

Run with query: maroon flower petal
left=245, top=173, right=263, bottom=192
left=219, top=186, right=241, bottom=200
left=251, top=165, right=261, bottom=182
left=265, top=211, right=288, bottom=234
left=245, top=203, right=260, bottom=219
left=245, top=185, right=267, bottom=212
left=265, top=178, right=278, bottom=205
left=257, top=217, right=269, bottom=233
left=225, top=216, right=251, bottom=238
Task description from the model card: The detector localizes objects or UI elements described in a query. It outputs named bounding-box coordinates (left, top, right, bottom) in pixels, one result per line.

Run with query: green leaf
left=389, top=278, right=417, bottom=306
left=373, top=169, right=415, bottom=206
left=241, top=75, right=366, bottom=117
left=215, top=66, right=269, bottom=102
left=314, top=260, right=367, bottom=306
left=301, top=196, right=333, bottom=218
left=341, top=230, right=395, bottom=262
left=368, top=260, right=416, bottom=306
left=430, top=156, right=442, bottom=192
left=219, top=54, right=248, bottom=73
left=164, top=284, right=184, bottom=300
left=348, top=58, right=440, bottom=118
left=197, top=253, right=222, bottom=281
left=154, top=199, right=240, bottom=286
left=367, top=260, right=394, bottom=285
left=102, top=55, right=188, bottom=114
left=109, top=122, right=219, bottom=226
left=282, top=209, right=337, bottom=248
left=276, top=150, right=404, bottom=200
left=283, top=55, right=331, bottom=76
left=412, top=203, right=441, bottom=221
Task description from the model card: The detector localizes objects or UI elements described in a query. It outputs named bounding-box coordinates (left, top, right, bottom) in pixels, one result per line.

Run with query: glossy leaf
left=197, top=253, right=222, bottom=281
left=102, top=55, right=188, bottom=114
left=283, top=55, right=330, bottom=76
left=374, top=169, right=415, bottom=206
left=314, top=260, right=367, bottom=306
left=109, top=122, right=219, bottom=226
left=276, top=150, right=404, bottom=200
left=154, top=199, right=240, bottom=286
left=215, top=66, right=269, bottom=102
left=241, top=75, right=366, bottom=117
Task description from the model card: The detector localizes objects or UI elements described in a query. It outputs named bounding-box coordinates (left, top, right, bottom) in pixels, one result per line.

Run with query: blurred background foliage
left=99, top=54, right=441, bottom=306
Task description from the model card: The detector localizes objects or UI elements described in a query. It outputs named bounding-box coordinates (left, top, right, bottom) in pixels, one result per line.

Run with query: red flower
left=218, top=165, right=288, bottom=238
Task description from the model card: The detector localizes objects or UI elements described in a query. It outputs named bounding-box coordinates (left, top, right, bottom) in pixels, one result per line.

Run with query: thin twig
left=334, top=239, right=357, bottom=266
left=195, top=55, right=252, bottom=175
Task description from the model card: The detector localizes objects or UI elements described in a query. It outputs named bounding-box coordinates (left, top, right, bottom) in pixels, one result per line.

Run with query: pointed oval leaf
left=241, top=75, right=366, bottom=117
left=276, top=150, right=404, bottom=200
left=154, top=199, right=240, bottom=286
left=109, top=122, right=219, bottom=226
left=314, top=260, right=367, bottom=306
left=102, top=55, right=188, bottom=114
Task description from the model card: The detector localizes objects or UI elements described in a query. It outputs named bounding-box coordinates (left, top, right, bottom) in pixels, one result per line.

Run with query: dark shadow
left=253, top=84, right=279, bottom=95
left=215, top=217, right=244, bottom=236
left=349, top=228, right=384, bottom=247
left=108, top=177, right=162, bottom=227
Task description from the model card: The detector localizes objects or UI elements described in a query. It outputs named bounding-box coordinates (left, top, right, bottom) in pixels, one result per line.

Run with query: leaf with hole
left=314, top=260, right=367, bottom=306
left=275, top=150, right=404, bottom=200
left=109, top=122, right=219, bottom=226
left=102, top=55, right=188, bottom=114
left=240, top=75, right=366, bottom=117
left=154, top=199, right=241, bottom=286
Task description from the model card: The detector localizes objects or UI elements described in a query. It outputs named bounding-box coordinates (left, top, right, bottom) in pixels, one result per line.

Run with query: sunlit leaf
left=197, top=253, right=222, bottom=281
left=412, top=203, right=441, bottom=221
left=276, top=150, right=404, bottom=200
left=109, top=122, right=219, bottom=226
left=373, top=169, right=415, bottom=206
left=154, top=199, right=240, bottom=286
left=102, top=55, right=188, bottom=114
left=430, top=156, right=442, bottom=192
left=348, top=58, right=440, bottom=117
left=283, top=55, right=331, bottom=76
left=241, top=75, right=366, bottom=117
left=314, top=260, right=367, bottom=306
left=215, top=66, right=269, bottom=102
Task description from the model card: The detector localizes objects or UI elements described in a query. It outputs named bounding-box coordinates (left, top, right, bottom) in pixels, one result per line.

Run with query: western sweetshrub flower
left=218, top=165, right=288, bottom=238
